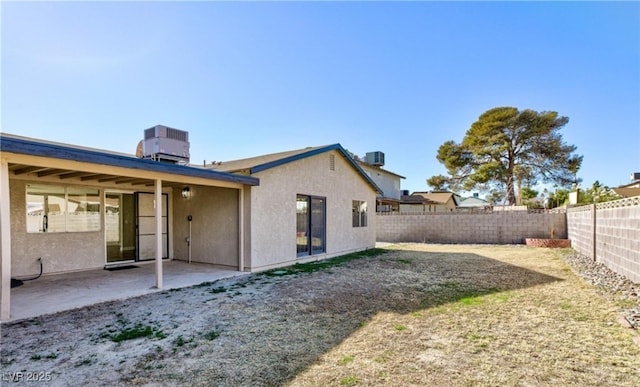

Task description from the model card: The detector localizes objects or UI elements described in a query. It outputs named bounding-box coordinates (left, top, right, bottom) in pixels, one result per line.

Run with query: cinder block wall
left=568, top=198, right=640, bottom=284
left=567, top=205, right=594, bottom=257
left=376, top=212, right=567, bottom=244
left=596, top=204, right=640, bottom=283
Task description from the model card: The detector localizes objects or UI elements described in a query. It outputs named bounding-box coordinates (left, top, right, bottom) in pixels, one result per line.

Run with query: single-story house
left=398, top=194, right=439, bottom=213
left=209, top=144, right=382, bottom=271
left=0, top=132, right=380, bottom=319
left=400, top=191, right=461, bottom=213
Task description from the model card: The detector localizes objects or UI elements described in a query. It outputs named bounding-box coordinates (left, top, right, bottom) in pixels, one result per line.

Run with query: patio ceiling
left=8, top=162, right=167, bottom=188
left=1, top=133, right=259, bottom=189
left=10, top=163, right=153, bottom=185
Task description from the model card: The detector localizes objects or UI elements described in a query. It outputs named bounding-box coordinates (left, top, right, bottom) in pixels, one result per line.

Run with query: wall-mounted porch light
left=181, top=186, right=192, bottom=199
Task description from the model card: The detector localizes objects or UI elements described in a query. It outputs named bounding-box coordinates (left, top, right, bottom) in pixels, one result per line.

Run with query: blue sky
left=2, top=1, right=639, bottom=195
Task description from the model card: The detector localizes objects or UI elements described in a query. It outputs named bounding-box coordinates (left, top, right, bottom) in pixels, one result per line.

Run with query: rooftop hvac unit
left=365, top=151, right=385, bottom=167
left=631, top=172, right=640, bottom=182
left=142, top=125, right=190, bottom=164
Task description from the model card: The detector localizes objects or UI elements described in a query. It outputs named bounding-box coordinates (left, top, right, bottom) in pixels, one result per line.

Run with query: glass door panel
left=310, top=197, right=325, bottom=254
left=105, top=193, right=136, bottom=263
left=296, top=196, right=309, bottom=256
left=136, top=193, right=168, bottom=260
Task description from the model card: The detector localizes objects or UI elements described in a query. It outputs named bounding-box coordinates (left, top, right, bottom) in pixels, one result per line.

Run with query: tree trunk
left=506, top=175, right=517, bottom=205
left=506, top=150, right=517, bottom=205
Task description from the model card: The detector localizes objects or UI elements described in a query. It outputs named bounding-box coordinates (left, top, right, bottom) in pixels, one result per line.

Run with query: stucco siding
left=360, top=165, right=401, bottom=200
left=10, top=180, right=105, bottom=276
left=172, top=185, right=239, bottom=268
left=247, top=150, right=376, bottom=270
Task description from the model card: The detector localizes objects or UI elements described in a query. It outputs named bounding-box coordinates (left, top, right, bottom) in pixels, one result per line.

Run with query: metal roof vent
left=142, top=125, right=190, bottom=164
left=365, top=151, right=385, bottom=167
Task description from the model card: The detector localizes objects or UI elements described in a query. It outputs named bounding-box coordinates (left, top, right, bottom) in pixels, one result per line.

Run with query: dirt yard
left=1, top=244, right=639, bottom=386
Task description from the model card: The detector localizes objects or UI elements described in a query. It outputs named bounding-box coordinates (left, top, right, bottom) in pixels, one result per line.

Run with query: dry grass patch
left=289, top=244, right=640, bottom=387
left=1, top=244, right=639, bottom=386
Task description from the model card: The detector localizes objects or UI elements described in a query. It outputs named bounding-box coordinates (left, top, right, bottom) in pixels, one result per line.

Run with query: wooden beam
left=58, top=171, right=94, bottom=180
left=12, top=166, right=48, bottom=175
left=130, top=180, right=153, bottom=186
left=114, top=177, right=142, bottom=184
left=97, top=175, right=122, bottom=183
left=37, top=169, right=69, bottom=177
left=81, top=174, right=110, bottom=181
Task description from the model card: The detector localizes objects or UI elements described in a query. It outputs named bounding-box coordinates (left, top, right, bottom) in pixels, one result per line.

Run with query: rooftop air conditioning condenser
left=142, top=125, right=190, bottom=164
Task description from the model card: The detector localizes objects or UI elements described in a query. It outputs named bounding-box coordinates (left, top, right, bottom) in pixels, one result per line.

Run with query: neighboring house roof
left=617, top=180, right=640, bottom=189
left=0, top=133, right=259, bottom=186
left=400, top=195, right=438, bottom=204
left=612, top=187, right=640, bottom=198
left=410, top=191, right=460, bottom=206
left=377, top=196, right=402, bottom=203
left=612, top=179, right=640, bottom=198
left=209, top=143, right=383, bottom=194
left=458, top=197, right=489, bottom=207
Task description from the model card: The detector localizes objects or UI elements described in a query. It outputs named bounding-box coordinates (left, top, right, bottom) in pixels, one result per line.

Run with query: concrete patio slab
left=6, top=260, right=247, bottom=322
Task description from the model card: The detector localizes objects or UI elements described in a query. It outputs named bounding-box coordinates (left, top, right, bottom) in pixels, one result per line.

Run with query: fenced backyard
left=2, top=244, right=639, bottom=386
left=377, top=195, right=640, bottom=284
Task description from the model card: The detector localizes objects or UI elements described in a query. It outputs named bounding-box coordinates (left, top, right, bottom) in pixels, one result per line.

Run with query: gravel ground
left=562, top=252, right=640, bottom=329
left=1, top=244, right=639, bottom=386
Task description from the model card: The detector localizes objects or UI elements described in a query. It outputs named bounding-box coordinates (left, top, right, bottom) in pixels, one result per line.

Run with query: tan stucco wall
left=360, top=164, right=402, bottom=200
left=10, top=180, right=105, bottom=276
left=246, top=150, right=377, bottom=271
left=172, top=185, right=239, bottom=268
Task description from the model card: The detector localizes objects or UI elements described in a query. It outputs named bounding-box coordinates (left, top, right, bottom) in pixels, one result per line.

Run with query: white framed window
left=26, top=184, right=100, bottom=233
left=352, top=200, right=367, bottom=227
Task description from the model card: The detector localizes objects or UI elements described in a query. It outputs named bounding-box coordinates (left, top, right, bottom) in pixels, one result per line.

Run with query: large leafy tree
left=520, top=187, right=540, bottom=208
left=543, top=187, right=570, bottom=208
left=427, top=107, right=583, bottom=205
left=576, top=181, right=621, bottom=204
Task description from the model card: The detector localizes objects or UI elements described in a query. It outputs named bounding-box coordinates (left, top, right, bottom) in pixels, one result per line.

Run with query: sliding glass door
left=296, top=195, right=325, bottom=257
left=105, top=192, right=168, bottom=264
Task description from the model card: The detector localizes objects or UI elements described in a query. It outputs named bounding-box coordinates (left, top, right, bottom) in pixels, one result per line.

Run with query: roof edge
left=250, top=144, right=383, bottom=194
left=356, top=160, right=406, bottom=179
left=0, top=133, right=259, bottom=186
